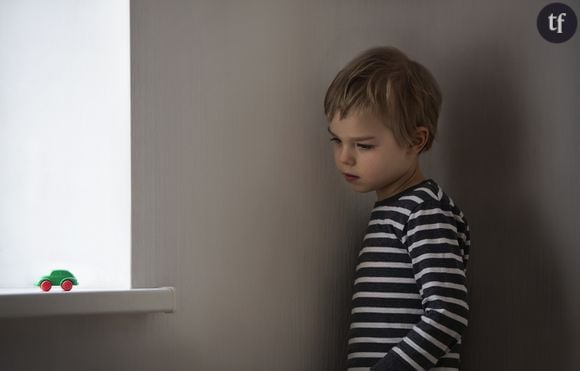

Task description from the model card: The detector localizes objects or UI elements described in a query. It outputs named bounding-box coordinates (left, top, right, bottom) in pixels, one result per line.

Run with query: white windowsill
left=0, top=287, right=176, bottom=318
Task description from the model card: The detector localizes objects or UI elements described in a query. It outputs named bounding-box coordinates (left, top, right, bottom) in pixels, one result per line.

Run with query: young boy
left=324, top=46, right=470, bottom=371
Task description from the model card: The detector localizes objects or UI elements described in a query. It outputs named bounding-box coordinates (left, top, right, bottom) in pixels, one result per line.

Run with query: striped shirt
left=346, top=178, right=470, bottom=371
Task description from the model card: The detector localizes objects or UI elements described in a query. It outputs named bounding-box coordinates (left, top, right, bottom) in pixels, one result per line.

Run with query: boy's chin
left=349, top=184, right=375, bottom=194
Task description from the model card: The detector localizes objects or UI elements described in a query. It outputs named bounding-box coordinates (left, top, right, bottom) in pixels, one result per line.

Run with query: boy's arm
left=371, top=201, right=469, bottom=371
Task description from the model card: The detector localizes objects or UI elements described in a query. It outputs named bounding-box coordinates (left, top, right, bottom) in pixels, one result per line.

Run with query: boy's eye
left=329, top=138, right=373, bottom=150
left=357, top=144, right=374, bottom=150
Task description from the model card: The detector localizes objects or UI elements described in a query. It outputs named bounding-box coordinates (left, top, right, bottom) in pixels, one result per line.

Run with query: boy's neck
left=375, top=166, right=426, bottom=202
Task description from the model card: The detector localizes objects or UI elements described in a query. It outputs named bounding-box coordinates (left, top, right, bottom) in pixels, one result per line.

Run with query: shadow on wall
left=442, top=45, right=572, bottom=371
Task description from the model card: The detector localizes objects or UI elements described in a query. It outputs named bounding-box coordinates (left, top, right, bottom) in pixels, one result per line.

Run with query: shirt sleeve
left=370, top=200, right=470, bottom=371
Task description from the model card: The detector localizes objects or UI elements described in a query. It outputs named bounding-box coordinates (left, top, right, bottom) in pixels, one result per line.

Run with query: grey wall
left=1, top=1, right=579, bottom=370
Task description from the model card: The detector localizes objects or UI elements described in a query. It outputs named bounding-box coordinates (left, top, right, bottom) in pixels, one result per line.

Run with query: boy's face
left=328, top=109, right=423, bottom=201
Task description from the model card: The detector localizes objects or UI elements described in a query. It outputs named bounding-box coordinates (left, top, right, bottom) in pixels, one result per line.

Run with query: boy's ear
left=410, top=127, right=429, bottom=154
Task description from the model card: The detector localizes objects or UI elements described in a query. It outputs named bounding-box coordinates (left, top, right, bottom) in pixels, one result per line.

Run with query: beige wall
left=1, top=1, right=579, bottom=370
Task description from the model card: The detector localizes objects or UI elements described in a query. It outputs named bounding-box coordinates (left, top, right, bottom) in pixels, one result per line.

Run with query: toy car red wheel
left=40, top=280, right=52, bottom=292
left=61, top=280, right=73, bottom=291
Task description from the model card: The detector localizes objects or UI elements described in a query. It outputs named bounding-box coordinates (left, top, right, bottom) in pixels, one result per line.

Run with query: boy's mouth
left=343, top=173, right=359, bottom=181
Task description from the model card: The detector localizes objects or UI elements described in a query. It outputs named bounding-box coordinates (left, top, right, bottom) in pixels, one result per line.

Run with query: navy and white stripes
left=346, top=179, right=470, bottom=371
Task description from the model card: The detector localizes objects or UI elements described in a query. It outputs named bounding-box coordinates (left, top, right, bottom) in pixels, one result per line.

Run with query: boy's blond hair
left=324, top=46, right=442, bottom=152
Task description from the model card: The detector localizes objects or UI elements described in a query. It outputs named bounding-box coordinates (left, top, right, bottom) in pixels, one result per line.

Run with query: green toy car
left=36, top=270, right=78, bottom=292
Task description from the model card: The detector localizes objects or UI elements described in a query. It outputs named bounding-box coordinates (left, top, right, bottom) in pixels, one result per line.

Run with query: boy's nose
left=338, top=147, right=355, bottom=165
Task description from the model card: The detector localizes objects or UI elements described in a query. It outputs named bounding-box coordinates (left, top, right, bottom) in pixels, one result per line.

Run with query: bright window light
left=0, top=0, right=130, bottom=289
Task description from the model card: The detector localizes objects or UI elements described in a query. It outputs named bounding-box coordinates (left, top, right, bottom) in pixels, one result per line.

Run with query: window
left=0, top=0, right=130, bottom=290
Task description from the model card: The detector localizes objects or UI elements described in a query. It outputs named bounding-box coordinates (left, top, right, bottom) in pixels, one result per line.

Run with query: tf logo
left=537, top=2, right=577, bottom=43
